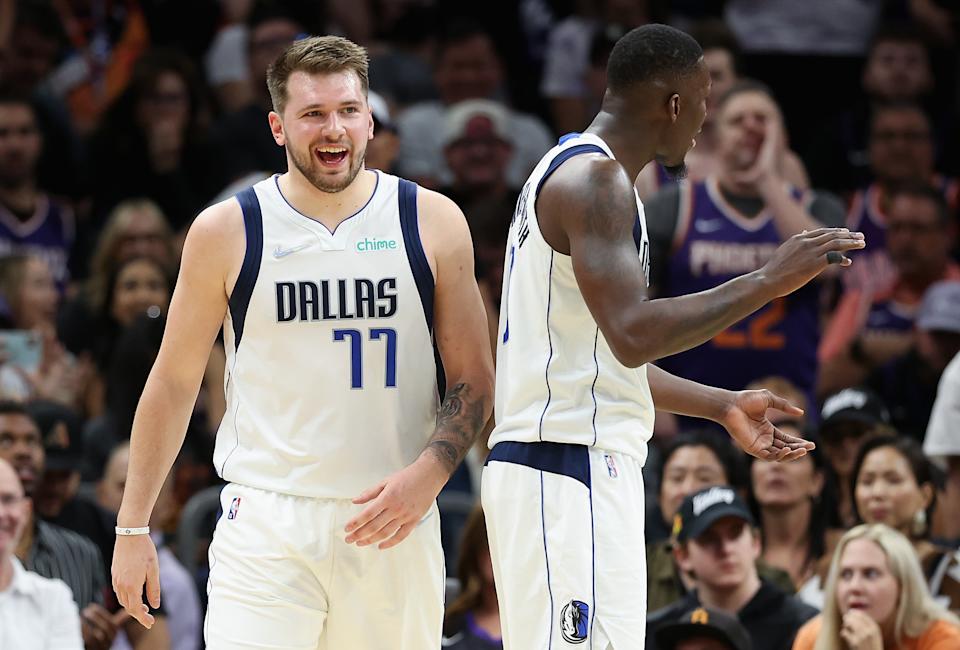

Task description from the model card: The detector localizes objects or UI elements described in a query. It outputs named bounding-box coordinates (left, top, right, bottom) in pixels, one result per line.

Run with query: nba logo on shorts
left=604, top=454, right=618, bottom=478
left=227, top=497, right=241, bottom=520
left=560, top=599, right=589, bottom=643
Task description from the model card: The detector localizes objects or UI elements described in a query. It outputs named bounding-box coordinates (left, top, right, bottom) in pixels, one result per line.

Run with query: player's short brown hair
left=266, top=35, right=369, bottom=114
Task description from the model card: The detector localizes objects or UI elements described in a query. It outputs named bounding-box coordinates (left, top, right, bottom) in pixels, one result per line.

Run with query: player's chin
left=661, top=160, right=689, bottom=181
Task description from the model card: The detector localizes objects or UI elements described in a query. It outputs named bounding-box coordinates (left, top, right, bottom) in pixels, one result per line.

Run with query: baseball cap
left=672, top=486, right=754, bottom=543
left=655, top=606, right=752, bottom=650
left=27, top=400, right=84, bottom=472
left=916, top=281, right=960, bottom=334
left=442, top=99, right=510, bottom=147
left=819, top=387, right=890, bottom=430
left=368, top=90, right=396, bottom=133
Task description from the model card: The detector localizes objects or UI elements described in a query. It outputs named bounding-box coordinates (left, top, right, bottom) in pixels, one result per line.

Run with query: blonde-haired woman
left=793, top=524, right=960, bottom=650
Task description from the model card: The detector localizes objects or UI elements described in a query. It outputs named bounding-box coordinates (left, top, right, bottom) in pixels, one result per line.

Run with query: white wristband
left=115, top=526, right=150, bottom=536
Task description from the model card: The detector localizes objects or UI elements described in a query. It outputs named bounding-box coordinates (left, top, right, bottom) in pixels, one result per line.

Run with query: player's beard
left=288, top=141, right=366, bottom=194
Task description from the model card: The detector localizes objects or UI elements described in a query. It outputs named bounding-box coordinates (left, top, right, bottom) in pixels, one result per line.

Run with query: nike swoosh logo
left=273, top=243, right=312, bottom=258
left=694, top=219, right=724, bottom=234
left=441, top=634, right=464, bottom=646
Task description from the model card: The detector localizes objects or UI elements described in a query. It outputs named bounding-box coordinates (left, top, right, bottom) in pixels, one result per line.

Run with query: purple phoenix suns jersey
left=658, top=178, right=820, bottom=403
left=0, top=197, right=74, bottom=289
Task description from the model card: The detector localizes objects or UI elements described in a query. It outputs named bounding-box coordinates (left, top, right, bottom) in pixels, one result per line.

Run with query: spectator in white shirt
left=0, top=457, right=82, bottom=649
left=924, top=350, right=960, bottom=542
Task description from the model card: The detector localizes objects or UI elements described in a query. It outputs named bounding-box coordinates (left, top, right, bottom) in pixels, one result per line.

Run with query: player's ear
left=269, top=111, right=286, bottom=146
left=669, top=93, right=681, bottom=124
left=673, top=541, right=691, bottom=571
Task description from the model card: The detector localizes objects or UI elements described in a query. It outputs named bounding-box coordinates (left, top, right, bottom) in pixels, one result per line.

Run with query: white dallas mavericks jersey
left=490, top=132, right=655, bottom=463
left=214, top=172, right=440, bottom=498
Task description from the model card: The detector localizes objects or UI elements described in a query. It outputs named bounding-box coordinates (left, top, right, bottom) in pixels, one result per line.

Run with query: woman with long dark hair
left=443, top=506, right=501, bottom=649
left=87, top=48, right=215, bottom=232
left=748, top=426, right=842, bottom=591
left=851, top=435, right=960, bottom=612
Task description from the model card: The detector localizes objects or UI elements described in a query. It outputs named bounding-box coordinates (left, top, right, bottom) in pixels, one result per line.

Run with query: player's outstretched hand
left=720, top=389, right=814, bottom=461
left=112, top=535, right=160, bottom=629
left=345, top=455, right=448, bottom=550
left=761, top=228, right=865, bottom=297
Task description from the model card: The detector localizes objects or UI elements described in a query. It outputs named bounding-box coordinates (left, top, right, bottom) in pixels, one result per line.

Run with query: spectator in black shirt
left=867, top=281, right=960, bottom=440
left=646, top=486, right=816, bottom=650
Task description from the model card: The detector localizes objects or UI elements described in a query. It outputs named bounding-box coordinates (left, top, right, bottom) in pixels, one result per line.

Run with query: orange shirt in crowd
left=792, top=615, right=960, bottom=650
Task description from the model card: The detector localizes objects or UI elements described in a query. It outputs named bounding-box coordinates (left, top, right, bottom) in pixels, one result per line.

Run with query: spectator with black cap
left=818, top=386, right=893, bottom=527
left=655, top=606, right=753, bottom=650
left=646, top=486, right=817, bottom=650
left=646, top=431, right=798, bottom=613
left=28, top=399, right=115, bottom=580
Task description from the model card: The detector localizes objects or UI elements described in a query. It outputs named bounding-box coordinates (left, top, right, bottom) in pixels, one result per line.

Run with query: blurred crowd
left=1, top=0, right=960, bottom=649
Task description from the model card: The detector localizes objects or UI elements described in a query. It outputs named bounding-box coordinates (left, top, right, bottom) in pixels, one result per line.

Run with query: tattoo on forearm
left=425, top=382, right=487, bottom=474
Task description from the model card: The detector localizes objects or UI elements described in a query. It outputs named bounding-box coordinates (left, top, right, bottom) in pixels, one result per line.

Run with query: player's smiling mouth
left=316, top=146, right=348, bottom=166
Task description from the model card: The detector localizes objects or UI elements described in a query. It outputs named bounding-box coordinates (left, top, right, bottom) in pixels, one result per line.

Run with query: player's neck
left=698, top=571, right=761, bottom=615
left=0, top=181, right=39, bottom=217
left=0, top=556, right=12, bottom=592
left=715, top=169, right=762, bottom=200
left=585, top=109, right=656, bottom=181
left=761, top=501, right=811, bottom=549
left=277, top=168, right=378, bottom=231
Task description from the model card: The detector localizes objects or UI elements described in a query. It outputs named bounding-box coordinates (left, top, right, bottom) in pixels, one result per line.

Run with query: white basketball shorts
left=204, top=482, right=444, bottom=649
left=482, top=442, right=647, bottom=649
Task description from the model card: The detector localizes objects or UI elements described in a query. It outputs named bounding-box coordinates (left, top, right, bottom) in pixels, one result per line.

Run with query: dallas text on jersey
left=275, top=277, right=398, bottom=322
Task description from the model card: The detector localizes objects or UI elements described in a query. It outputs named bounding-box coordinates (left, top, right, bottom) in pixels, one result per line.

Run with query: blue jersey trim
left=590, top=328, right=600, bottom=446
left=486, top=441, right=591, bottom=490
left=558, top=132, right=581, bottom=145
left=540, top=471, right=555, bottom=650
left=397, top=179, right=445, bottom=397
left=588, top=463, right=597, bottom=648
left=535, top=144, right=608, bottom=199
left=538, top=252, right=555, bottom=441
left=229, top=187, right=264, bottom=349
left=272, top=171, right=380, bottom=236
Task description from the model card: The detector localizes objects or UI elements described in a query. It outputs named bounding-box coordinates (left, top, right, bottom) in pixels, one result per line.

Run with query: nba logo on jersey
left=604, top=454, right=618, bottom=478
left=560, top=599, right=589, bottom=643
left=227, top=497, right=241, bottom=520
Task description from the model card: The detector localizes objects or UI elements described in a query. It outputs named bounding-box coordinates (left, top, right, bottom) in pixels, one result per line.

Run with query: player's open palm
left=721, top=389, right=814, bottom=461
left=762, top=228, right=865, bottom=297
left=112, top=535, right=160, bottom=629
left=346, top=456, right=448, bottom=550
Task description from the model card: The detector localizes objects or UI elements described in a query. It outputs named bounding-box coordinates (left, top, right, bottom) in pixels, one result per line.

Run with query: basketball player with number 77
left=111, top=36, right=494, bottom=650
